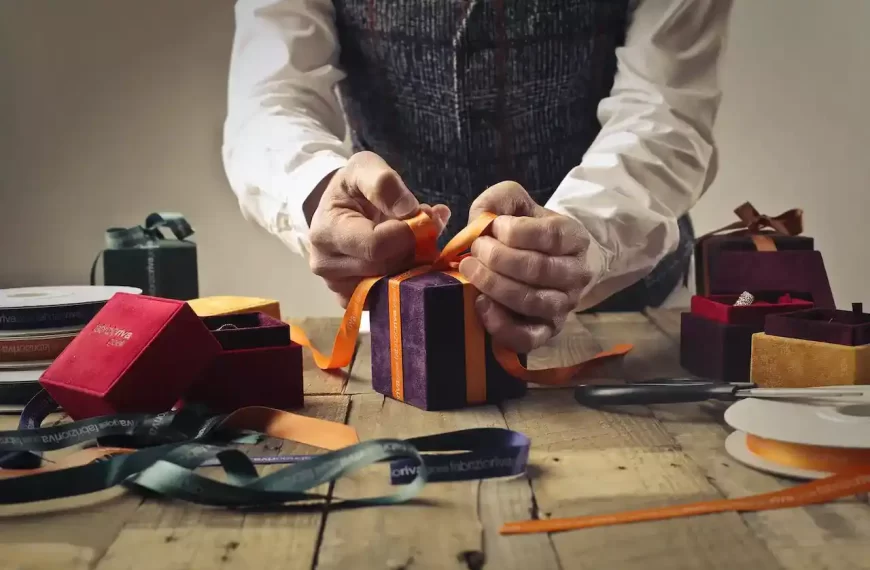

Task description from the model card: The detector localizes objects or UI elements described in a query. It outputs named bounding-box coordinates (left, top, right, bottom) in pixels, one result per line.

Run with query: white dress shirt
left=221, top=0, right=733, bottom=310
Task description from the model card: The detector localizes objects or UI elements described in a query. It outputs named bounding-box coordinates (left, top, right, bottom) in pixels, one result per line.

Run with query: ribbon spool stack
left=0, top=285, right=141, bottom=410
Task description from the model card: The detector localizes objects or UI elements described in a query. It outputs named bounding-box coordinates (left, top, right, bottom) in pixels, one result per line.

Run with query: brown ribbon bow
left=703, top=202, right=804, bottom=238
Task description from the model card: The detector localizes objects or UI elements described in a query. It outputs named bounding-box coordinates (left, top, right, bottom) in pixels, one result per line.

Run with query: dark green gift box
left=91, top=213, right=199, bottom=301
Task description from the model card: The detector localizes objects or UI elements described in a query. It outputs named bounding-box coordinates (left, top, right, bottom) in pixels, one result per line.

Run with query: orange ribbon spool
left=289, top=211, right=633, bottom=403
left=499, top=434, right=870, bottom=536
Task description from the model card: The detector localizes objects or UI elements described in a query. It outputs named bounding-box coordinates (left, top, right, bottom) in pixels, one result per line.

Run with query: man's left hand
left=458, top=181, right=598, bottom=353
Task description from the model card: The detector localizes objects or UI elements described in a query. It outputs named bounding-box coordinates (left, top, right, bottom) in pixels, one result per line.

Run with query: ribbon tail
left=289, top=275, right=383, bottom=370
left=492, top=343, right=633, bottom=386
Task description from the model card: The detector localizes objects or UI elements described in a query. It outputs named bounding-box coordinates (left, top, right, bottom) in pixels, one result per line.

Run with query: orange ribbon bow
left=289, top=211, right=632, bottom=397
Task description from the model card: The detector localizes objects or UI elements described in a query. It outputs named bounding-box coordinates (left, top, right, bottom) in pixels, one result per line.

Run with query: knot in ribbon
left=733, top=202, right=803, bottom=236
left=104, top=212, right=194, bottom=249
left=704, top=202, right=804, bottom=239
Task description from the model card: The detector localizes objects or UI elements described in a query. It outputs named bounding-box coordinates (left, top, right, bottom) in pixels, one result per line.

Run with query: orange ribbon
left=499, top=434, right=870, bottom=536
left=290, top=212, right=633, bottom=403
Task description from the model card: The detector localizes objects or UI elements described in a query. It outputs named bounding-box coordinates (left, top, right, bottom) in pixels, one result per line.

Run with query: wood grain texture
left=0, top=412, right=142, bottom=570
left=343, top=331, right=374, bottom=395
left=95, top=396, right=349, bottom=570
left=285, top=317, right=350, bottom=394
left=315, top=393, right=559, bottom=570
left=577, top=312, right=688, bottom=381
left=645, top=308, right=870, bottom=570
left=502, top=371, right=782, bottom=568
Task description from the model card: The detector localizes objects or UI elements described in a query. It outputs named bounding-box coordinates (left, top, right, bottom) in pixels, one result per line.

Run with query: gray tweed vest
left=332, top=0, right=693, bottom=309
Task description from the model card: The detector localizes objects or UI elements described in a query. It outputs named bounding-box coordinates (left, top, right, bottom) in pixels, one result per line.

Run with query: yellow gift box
left=750, top=332, right=870, bottom=387
left=186, top=296, right=281, bottom=321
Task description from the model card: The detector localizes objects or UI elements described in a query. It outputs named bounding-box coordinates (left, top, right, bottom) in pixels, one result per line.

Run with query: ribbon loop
left=105, top=212, right=195, bottom=249
left=701, top=202, right=804, bottom=240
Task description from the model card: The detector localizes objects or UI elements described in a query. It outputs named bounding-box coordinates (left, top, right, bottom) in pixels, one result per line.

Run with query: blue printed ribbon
left=0, top=390, right=530, bottom=507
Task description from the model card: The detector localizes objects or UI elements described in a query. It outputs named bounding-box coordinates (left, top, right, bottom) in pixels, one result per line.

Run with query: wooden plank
left=644, top=308, right=870, bottom=570
left=343, top=331, right=374, bottom=395
left=285, top=317, right=349, bottom=394
left=502, top=343, right=783, bottom=568
left=315, top=393, right=560, bottom=570
left=95, top=395, right=349, bottom=570
left=0, top=412, right=142, bottom=570
left=577, top=312, right=688, bottom=381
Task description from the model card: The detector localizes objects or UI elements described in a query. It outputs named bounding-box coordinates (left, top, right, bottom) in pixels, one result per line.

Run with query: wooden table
left=1, top=310, right=868, bottom=570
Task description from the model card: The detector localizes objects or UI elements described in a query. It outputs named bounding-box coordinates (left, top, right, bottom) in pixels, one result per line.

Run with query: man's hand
left=458, top=181, right=597, bottom=353
left=308, top=151, right=450, bottom=307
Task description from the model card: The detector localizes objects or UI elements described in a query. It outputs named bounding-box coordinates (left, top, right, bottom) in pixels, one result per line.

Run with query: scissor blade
left=744, top=387, right=870, bottom=402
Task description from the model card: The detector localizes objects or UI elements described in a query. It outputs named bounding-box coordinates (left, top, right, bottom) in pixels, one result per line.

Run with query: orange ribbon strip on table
left=288, top=211, right=633, bottom=402
left=499, top=436, right=870, bottom=535
left=696, top=202, right=805, bottom=293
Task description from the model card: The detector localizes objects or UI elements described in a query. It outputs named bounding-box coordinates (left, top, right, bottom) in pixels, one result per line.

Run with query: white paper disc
left=724, top=431, right=831, bottom=480
left=724, top=397, right=870, bottom=449
left=0, top=285, right=141, bottom=308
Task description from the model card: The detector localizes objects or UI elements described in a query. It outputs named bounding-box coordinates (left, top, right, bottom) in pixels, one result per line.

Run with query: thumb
left=344, top=151, right=420, bottom=219
left=468, top=180, right=537, bottom=222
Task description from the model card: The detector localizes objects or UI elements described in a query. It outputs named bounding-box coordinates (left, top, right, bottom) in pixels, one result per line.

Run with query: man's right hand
left=308, top=151, right=451, bottom=307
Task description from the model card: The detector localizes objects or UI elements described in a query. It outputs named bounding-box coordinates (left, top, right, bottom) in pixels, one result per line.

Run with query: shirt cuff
left=274, top=151, right=349, bottom=253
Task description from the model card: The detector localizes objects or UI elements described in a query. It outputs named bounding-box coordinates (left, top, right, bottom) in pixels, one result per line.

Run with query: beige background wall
left=1, top=0, right=868, bottom=317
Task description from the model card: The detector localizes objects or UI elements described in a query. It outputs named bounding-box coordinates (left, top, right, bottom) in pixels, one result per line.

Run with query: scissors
left=573, top=380, right=870, bottom=407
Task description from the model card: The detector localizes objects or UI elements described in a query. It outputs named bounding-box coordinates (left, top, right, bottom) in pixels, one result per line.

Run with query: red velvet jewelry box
left=184, top=312, right=303, bottom=412
left=680, top=292, right=814, bottom=383
left=39, top=293, right=222, bottom=419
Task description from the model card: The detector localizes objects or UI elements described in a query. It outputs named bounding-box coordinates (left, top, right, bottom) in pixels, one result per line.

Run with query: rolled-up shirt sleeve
left=221, top=0, right=350, bottom=259
left=545, top=0, right=734, bottom=310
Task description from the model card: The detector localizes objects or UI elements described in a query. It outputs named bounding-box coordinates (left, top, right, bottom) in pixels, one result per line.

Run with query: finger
left=344, top=151, right=420, bottom=219
left=328, top=211, right=416, bottom=262
left=324, top=278, right=361, bottom=308
left=419, top=203, right=451, bottom=236
left=458, top=256, right=573, bottom=319
left=490, top=215, right=588, bottom=256
left=468, top=180, right=536, bottom=221
left=470, top=235, right=588, bottom=291
left=474, top=295, right=554, bottom=353
left=310, top=250, right=398, bottom=280
left=431, top=204, right=451, bottom=229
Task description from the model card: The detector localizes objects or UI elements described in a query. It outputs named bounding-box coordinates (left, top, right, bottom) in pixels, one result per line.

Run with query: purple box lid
left=710, top=250, right=835, bottom=309
left=764, top=308, right=870, bottom=346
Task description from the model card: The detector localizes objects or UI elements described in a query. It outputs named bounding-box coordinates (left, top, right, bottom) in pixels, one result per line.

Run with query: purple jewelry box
left=680, top=289, right=817, bottom=383
left=695, top=232, right=814, bottom=296
left=369, top=272, right=527, bottom=410
left=710, top=250, right=835, bottom=309
left=680, top=311, right=760, bottom=383
left=764, top=308, right=870, bottom=346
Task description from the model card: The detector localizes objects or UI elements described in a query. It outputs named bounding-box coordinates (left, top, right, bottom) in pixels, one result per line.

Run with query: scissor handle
left=574, top=383, right=740, bottom=406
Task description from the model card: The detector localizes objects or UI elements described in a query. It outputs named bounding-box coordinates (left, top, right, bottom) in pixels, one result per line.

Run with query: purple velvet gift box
left=369, top=272, right=527, bottom=410
left=764, top=306, right=870, bottom=346
left=694, top=202, right=814, bottom=296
